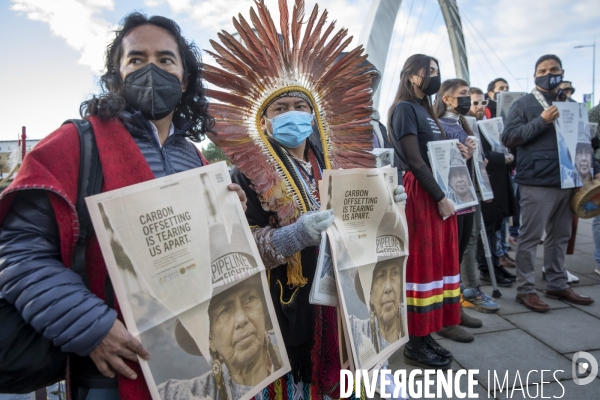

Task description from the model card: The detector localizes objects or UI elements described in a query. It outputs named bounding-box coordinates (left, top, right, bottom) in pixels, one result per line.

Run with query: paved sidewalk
left=388, top=217, right=600, bottom=399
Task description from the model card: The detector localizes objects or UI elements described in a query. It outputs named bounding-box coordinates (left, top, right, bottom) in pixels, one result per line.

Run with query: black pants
left=457, top=212, right=474, bottom=264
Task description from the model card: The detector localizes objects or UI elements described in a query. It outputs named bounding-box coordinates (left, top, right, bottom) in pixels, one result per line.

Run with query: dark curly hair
left=80, top=12, right=214, bottom=142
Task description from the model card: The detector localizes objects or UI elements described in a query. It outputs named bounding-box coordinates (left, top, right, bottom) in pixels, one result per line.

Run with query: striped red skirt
left=404, top=172, right=461, bottom=336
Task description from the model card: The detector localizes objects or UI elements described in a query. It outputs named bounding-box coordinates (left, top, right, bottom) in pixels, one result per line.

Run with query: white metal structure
left=359, top=0, right=470, bottom=109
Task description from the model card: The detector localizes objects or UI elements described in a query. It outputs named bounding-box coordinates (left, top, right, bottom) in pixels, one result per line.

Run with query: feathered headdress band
left=204, top=0, right=375, bottom=286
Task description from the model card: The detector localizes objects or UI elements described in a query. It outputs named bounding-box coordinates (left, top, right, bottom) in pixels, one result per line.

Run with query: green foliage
left=202, top=141, right=232, bottom=166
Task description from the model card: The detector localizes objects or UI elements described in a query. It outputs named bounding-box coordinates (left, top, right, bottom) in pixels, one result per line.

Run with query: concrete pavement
left=387, top=217, right=600, bottom=399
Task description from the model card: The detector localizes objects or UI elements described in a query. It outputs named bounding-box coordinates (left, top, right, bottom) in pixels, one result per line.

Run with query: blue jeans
left=495, top=218, right=509, bottom=257
left=593, top=215, right=600, bottom=264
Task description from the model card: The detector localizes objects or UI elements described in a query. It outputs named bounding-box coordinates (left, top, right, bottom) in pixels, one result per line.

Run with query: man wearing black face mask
left=503, top=54, right=598, bottom=313
left=0, top=13, right=248, bottom=399
left=485, top=78, right=509, bottom=118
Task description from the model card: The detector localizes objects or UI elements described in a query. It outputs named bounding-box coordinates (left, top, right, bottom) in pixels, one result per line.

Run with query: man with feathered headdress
left=203, top=0, right=406, bottom=398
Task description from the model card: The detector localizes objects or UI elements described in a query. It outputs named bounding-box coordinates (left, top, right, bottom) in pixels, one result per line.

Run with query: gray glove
left=394, top=185, right=407, bottom=203
left=273, top=209, right=335, bottom=257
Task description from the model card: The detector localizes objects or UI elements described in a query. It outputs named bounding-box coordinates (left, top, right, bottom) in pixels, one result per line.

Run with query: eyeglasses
left=471, top=100, right=489, bottom=106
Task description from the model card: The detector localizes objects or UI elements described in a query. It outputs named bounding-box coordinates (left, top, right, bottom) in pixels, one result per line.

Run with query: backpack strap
left=60, top=120, right=120, bottom=391
left=62, top=119, right=103, bottom=287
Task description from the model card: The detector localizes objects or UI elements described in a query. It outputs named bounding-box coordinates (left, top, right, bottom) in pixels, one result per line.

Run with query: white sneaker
left=541, top=266, right=580, bottom=283
left=596, top=264, right=600, bottom=276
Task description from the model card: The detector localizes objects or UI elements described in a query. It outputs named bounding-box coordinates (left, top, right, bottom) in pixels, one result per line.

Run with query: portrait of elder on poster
left=86, top=162, right=290, bottom=400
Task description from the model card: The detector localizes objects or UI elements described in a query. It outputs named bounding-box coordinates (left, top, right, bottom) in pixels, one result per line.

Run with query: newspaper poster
left=86, top=162, right=290, bottom=400
left=461, top=117, right=492, bottom=199
left=313, top=166, right=398, bottom=307
left=496, top=91, right=527, bottom=121
left=427, top=139, right=479, bottom=211
left=477, top=117, right=509, bottom=155
left=338, top=306, right=353, bottom=369
left=472, top=137, right=494, bottom=201
left=321, top=168, right=408, bottom=371
left=554, top=102, right=595, bottom=188
left=464, top=115, right=479, bottom=137
left=369, top=148, right=395, bottom=168
left=590, top=122, right=599, bottom=139
left=309, top=232, right=337, bottom=306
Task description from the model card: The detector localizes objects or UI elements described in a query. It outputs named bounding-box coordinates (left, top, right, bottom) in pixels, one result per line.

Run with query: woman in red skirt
left=387, top=54, right=464, bottom=369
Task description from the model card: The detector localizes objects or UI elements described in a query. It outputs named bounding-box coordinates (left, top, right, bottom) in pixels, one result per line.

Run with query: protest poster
left=427, top=139, right=479, bottom=211
left=477, top=117, right=509, bottom=156
left=464, top=115, right=479, bottom=138
left=369, top=148, right=395, bottom=168
left=338, top=307, right=353, bottom=369
left=472, top=137, right=494, bottom=201
left=461, top=117, right=493, bottom=199
left=554, top=102, right=595, bottom=188
left=309, top=232, right=338, bottom=306
left=590, top=122, right=599, bottom=139
left=496, top=91, right=527, bottom=121
left=86, top=162, right=289, bottom=400
left=320, top=168, right=408, bottom=371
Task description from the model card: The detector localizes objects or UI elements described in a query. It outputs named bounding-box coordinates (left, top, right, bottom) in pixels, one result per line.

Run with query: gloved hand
left=394, top=185, right=407, bottom=203
left=273, top=209, right=335, bottom=257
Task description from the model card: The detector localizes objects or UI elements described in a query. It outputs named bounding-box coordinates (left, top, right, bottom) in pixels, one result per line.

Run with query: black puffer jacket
left=0, top=112, right=204, bottom=356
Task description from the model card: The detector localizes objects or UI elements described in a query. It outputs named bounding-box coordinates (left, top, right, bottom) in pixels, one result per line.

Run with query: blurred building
left=0, top=139, right=40, bottom=178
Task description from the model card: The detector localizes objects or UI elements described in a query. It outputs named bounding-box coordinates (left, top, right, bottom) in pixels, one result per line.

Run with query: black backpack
left=0, top=119, right=105, bottom=394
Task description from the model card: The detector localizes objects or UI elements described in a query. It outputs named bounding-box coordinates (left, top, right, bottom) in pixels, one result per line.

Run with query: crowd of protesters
left=0, top=7, right=598, bottom=400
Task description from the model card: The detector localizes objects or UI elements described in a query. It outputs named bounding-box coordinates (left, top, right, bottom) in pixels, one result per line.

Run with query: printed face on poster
left=87, top=162, right=290, bottom=400
left=427, top=140, right=478, bottom=211
left=328, top=223, right=408, bottom=371
left=320, top=168, right=409, bottom=372
left=554, top=102, right=595, bottom=188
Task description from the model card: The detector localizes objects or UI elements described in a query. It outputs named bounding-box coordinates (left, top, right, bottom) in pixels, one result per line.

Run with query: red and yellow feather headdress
left=204, top=0, right=375, bottom=228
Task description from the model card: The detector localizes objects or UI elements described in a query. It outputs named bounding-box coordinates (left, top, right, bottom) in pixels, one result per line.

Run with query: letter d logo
left=572, top=351, right=598, bottom=385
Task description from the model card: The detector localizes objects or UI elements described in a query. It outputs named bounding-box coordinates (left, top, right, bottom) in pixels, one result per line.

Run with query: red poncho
left=0, top=116, right=206, bottom=399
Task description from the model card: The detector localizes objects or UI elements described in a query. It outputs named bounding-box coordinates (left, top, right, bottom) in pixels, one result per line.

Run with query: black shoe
left=423, top=334, right=453, bottom=358
left=497, top=265, right=516, bottom=282
left=403, top=337, right=451, bottom=370
left=480, top=269, right=513, bottom=287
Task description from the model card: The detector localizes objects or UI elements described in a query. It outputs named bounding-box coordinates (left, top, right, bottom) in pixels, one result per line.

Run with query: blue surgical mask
left=267, top=111, right=314, bottom=148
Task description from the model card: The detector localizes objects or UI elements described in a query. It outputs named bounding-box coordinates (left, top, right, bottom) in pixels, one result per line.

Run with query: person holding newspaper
left=202, top=1, right=407, bottom=397
left=0, top=13, right=249, bottom=399
left=466, top=87, right=517, bottom=287
left=468, top=87, right=519, bottom=287
left=502, top=54, right=597, bottom=312
left=485, top=78, right=509, bottom=118
left=433, top=79, right=490, bottom=343
left=388, top=54, right=461, bottom=369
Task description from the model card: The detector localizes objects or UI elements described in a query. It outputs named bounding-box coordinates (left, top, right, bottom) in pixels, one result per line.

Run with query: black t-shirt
left=390, top=100, right=443, bottom=170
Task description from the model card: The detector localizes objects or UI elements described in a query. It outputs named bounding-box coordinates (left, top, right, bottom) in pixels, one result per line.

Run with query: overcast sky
left=1, top=0, right=598, bottom=142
